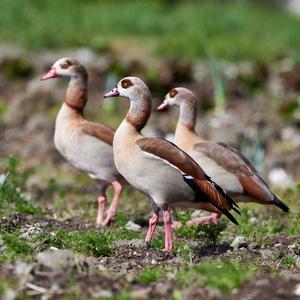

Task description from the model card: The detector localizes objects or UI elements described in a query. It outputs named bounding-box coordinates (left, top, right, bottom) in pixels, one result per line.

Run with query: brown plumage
left=158, top=87, right=289, bottom=215
left=41, top=57, right=125, bottom=226
left=104, top=77, right=239, bottom=251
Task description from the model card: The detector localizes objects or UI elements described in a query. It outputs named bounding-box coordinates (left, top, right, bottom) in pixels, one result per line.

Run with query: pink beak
left=157, top=101, right=169, bottom=111
left=41, top=68, right=59, bottom=81
left=104, top=87, right=120, bottom=98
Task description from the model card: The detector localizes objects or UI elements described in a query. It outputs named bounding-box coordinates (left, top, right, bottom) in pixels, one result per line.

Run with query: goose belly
left=54, top=126, right=116, bottom=181
left=114, top=148, right=195, bottom=206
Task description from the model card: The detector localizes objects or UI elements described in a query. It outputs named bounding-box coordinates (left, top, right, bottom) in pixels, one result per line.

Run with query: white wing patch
left=142, top=151, right=189, bottom=177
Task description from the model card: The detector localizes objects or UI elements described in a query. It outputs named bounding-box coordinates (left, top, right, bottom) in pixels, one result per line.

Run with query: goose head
left=157, top=87, right=196, bottom=111
left=104, top=76, right=150, bottom=101
left=41, top=57, right=87, bottom=81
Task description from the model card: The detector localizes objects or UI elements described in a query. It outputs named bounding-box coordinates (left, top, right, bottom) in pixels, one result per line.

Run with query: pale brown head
left=104, top=76, right=151, bottom=101
left=157, top=87, right=197, bottom=111
left=41, top=57, right=88, bottom=81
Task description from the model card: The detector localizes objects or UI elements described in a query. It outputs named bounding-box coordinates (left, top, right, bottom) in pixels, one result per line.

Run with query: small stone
left=0, top=238, right=6, bottom=254
left=294, top=284, right=300, bottom=296
left=255, top=278, right=270, bottom=287
left=37, top=249, right=75, bottom=270
left=2, top=288, right=17, bottom=300
left=259, top=249, right=273, bottom=259
left=151, top=259, right=157, bottom=265
left=288, top=243, right=296, bottom=250
left=274, top=243, right=283, bottom=248
left=125, top=221, right=142, bottom=232
left=120, top=262, right=129, bottom=272
left=131, top=287, right=151, bottom=299
left=279, top=270, right=294, bottom=279
left=14, top=261, right=33, bottom=277
left=249, top=217, right=258, bottom=224
left=296, top=256, right=300, bottom=269
left=231, top=236, right=248, bottom=250
left=20, top=226, right=43, bottom=242
left=91, top=289, right=113, bottom=298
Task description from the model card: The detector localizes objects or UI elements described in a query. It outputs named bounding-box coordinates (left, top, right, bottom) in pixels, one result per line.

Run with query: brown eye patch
left=60, top=59, right=73, bottom=69
left=169, top=89, right=178, bottom=98
left=121, top=79, right=133, bottom=89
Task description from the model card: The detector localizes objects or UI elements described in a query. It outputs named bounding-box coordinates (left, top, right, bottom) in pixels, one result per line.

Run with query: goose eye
left=121, top=79, right=133, bottom=89
left=170, top=89, right=178, bottom=98
left=60, top=59, right=72, bottom=69
left=60, top=63, right=69, bottom=69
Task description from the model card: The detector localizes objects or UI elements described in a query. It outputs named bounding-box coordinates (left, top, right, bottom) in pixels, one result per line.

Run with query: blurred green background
left=0, top=1, right=300, bottom=299
left=1, top=0, right=300, bottom=62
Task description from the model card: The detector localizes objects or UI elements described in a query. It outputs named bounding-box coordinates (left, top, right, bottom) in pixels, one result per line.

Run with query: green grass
left=1, top=0, right=300, bottom=62
left=176, top=259, right=255, bottom=294
left=134, top=259, right=256, bottom=294
left=34, top=228, right=113, bottom=256
left=0, top=230, right=34, bottom=262
left=136, top=267, right=168, bottom=284
left=193, top=259, right=255, bottom=294
left=0, top=157, right=41, bottom=215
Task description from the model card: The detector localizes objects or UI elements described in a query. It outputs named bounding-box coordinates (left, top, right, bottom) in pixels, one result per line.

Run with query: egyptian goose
left=157, top=87, right=289, bottom=225
left=41, top=57, right=124, bottom=226
left=104, top=77, right=239, bottom=251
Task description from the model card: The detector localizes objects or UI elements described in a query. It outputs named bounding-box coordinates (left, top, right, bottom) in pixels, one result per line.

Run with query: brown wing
left=81, top=122, right=115, bottom=146
left=137, top=138, right=237, bottom=213
left=194, top=142, right=273, bottom=202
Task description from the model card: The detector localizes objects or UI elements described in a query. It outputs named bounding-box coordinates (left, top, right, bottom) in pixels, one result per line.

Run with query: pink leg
left=96, top=195, right=106, bottom=226
left=145, top=212, right=159, bottom=245
left=186, top=213, right=221, bottom=226
left=102, top=180, right=122, bottom=226
left=162, top=210, right=173, bottom=252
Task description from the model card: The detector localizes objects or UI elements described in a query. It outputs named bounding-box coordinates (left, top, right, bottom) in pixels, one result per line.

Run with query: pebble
left=151, top=259, right=157, bottom=265
left=231, top=236, right=248, bottom=250
left=91, top=289, right=113, bottom=298
left=0, top=238, right=6, bottom=254
left=288, top=243, right=296, bottom=250
left=294, top=284, right=300, bottom=296
left=249, top=217, right=259, bottom=224
left=259, top=249, right=273, bottom=259
left=125, top=221, right=142, bottom=232
left=296, top=256, right=300, bottom=270
left=255, top=278, right=270, bottom=287
left=37, top=249, right=76, bottom=270
left=274, top=243, right=283, bottom=248
left=131, top=287, right=151, bottom=299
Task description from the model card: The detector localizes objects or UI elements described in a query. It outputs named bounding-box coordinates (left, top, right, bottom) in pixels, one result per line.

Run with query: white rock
left=125, top=221, right=142, bottom=232
left=296, top=256, right=300, bottom=269
left=91, top=289, right=113, bottom=298
left=249, top=217, right=259, bottom=224
left=37, top=249, right=75, bottom=270
left=259, top=249, right=273, bottom=259
left=231, top=236, right=248, bottom=249
left=268, top=168, right=294, bottom=188
left=294, top=283, right=300, bottom=296
left=288, top=243, right=297, bottom=250
left=0, top=173, right=8, bottom=187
